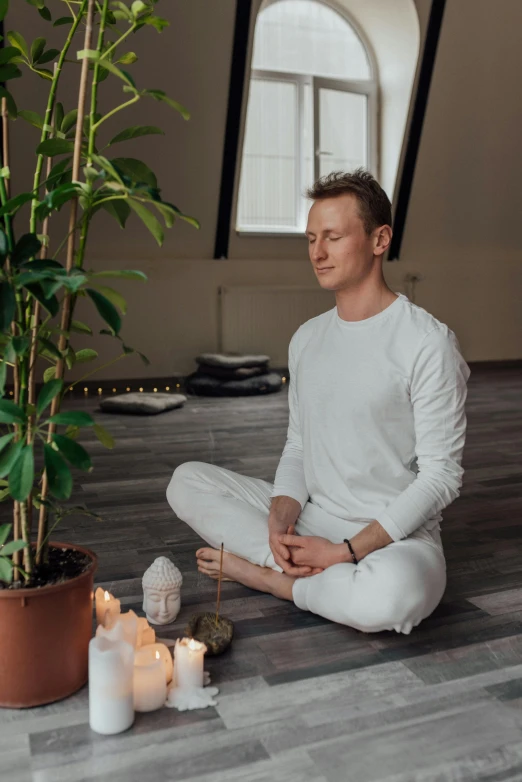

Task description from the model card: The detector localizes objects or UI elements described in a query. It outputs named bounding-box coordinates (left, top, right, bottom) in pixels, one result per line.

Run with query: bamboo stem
left=32, top=82, right=56, bottom=564
left=215, top=543, right=224, bottom=627
left=37, top=0, right=97, bottom=562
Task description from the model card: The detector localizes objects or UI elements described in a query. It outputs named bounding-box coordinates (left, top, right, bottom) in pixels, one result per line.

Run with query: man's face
left=305, top=194, right=382, bottom=291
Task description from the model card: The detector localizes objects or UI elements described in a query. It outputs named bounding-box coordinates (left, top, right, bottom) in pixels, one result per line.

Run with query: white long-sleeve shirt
left=271, top=292, right=471, bottom=541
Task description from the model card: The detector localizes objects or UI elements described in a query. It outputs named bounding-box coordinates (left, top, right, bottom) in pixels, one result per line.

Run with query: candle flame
left=104, top=590, right=110, bottom=602
left=155, top=651, right=160, bottom=660
left=188, top=639, right=199, bottom=651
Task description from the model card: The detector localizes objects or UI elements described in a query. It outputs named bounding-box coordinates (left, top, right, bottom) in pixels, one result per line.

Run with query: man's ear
left=373, top=225, right=392, bottom=257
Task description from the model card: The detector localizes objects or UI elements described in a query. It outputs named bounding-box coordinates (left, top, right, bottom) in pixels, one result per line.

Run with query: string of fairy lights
left=5, top=377, right=287, bottom=398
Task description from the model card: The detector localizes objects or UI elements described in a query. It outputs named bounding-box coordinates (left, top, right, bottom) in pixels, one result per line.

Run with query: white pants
left=166, top=461, right=447, bottom=635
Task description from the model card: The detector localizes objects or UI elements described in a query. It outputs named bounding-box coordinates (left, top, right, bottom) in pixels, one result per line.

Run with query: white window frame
left=236, top=65, right=378, bottom=237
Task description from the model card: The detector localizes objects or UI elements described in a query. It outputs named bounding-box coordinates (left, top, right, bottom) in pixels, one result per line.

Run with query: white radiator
left=218, top=285, right=334, bottom=366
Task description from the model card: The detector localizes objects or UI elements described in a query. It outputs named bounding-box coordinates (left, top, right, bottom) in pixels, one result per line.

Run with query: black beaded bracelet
left=344, top=538, right=358, bottom=565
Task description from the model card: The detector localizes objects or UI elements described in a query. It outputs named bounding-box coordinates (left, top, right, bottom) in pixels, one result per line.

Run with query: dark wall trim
left=214, top=0, right=253, bottom=260
left=388, top=0, right=447, bottom=261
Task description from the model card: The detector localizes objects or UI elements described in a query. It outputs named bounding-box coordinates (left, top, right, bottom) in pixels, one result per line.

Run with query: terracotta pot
left=0, top=541, right=97, bottom=708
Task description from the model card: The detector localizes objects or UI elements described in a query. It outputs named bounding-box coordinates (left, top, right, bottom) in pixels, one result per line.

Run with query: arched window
left=236, top=0, right=377, bottom=234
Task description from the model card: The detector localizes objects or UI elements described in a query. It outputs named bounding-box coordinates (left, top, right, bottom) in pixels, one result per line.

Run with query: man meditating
left=166, top=169, right=471, bottom=635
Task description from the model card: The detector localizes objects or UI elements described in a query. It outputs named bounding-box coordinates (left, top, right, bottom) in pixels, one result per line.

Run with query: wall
left=7, top=0, right=521, bottom=382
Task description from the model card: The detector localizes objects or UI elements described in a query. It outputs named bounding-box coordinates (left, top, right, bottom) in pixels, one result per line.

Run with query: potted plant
left=0, top=0, right=198, bottom=707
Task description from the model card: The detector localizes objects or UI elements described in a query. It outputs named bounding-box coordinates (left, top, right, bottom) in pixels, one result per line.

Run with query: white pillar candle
left=89, top=636, right=134, bottom=735
left=133, top=647, right=167, bottom=712
left=141, top=642, right=173, bottom=683
left=94, top=587, right=121, bottom=627
left=173, top=638, right=207, bottom=690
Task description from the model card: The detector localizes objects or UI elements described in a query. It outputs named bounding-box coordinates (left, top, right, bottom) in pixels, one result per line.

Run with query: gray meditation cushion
left=186, top=372, right=282, bottom=397
left=195, top=352, right=270, bottom=369
left=195, top=364, right=266, bottom=380
left=99, top=392, right=187, bottom=415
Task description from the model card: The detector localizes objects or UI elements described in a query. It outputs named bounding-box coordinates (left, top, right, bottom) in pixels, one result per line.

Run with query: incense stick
left=215, top=543, right=224, bottom=626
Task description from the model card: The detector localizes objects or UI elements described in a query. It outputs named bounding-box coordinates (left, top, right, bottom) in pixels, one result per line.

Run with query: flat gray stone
left=99, top=392, right=187, bottom=415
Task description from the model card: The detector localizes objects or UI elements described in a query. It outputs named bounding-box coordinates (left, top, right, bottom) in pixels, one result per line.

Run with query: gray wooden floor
left=3, top=366, right=522, bottom=782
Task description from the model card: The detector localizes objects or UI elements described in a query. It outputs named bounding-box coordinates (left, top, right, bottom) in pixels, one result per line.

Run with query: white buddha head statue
left=142, top=557, right=183, bottom=625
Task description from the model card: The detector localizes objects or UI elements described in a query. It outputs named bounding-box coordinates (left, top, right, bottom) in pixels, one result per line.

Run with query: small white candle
left=173, top=638, right=207, bottom=690
left=141, top=642, right=173, bottom=683
left=89, top=636, right=134, bottom=735
left=94, top=587, right=121, bottom=627
left=133, top=647, right=167, bottom=712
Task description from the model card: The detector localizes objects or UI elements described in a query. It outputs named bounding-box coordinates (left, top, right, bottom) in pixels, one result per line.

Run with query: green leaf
left=33, top=68, right=53, bottom=81
left=0, top=282, right=15, bottom=331
left=0, top=360, right=6, bottom=397
left=0, top=63, right=22, bottom=82
left=43, top=366, right=55, bottom=383
left=91, top=285, right=126, bottom=315
left=54, top=102, right=64, bottom=133
left=0, top=1, right=9, bottom=23
left=12, top=233, right=41, bottom=266
left=24, top=283, right=59, bottom=317
left=108, top=126, right=163, bottom=146
left=0, top=229, right=7, bottom=264
left=143, top=89, right=189, bottom=120
left=99, top=199, right=130, bottom=228
left=0, top=87, right=17, bottom=119
left=74, top=348, right=98, bottom=363
left=36, top=378, right=64, bottom=417
left=9, top=444, right=34, bottom=501
left=61, top=109, right=77, bottom=133
left=0, top=192, right=35, bottom=218
left=93, top=423, right=114, bottom=449
left=1, top=539, right=27, bottom=555
left=19, top=258, right=64, bottom=271
left=116, top=51, right=138, bottom=65
left=78, top=49, right=135, bottom=88
left=11, top=336, right=30, bottom=356
left=70, top=320, right=93, bottom=336
left=0, top=439, right=24, bottom=478
left=36, top=48, right=59, bottom=65
left=90, top=269, right=147, bottom=282
left=111, top=2, right=133, bottom=22
left=52, top=434, right=92, bottom=471
left=7, top=31, right=29, bottom=60
left=86, top=288, right=122, bottom=335
left=35, top=182, right=82, bottom=219
left=30, top=36, right=46, bottom=64
left=0, top=557, right=13, bottom=583
left=0, top=46, right=22, bottom=66
left=111, top=156, right=157, bottom=187
left=0, top=522, right=11, bottom=546
left=46, top=411, right=95, bottom=427
left=143, top=15, right=169, bottom=33
left=131, top=0, right=148, bottom=15
left=128, top=199, right=163, bottom=245
left=44, top=443, right=72, bottom=499
left=44, top=157, right=72, bottom=190
left=38, top=337, right=63, bottom=361
left=53, top=16, right=73, bottom=27
left=36, top=138, right=75, bottom=157
left=0, top=399, right=25, bottom=424
left=18, top=109, right=44, bottom=129
left=38, top=6, right=52, bottom=22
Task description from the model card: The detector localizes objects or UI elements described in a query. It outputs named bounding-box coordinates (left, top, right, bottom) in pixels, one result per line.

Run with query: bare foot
left=196, top=547, right=292, bottom=598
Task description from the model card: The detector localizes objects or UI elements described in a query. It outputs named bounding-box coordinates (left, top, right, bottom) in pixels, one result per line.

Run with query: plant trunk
left=36, top=0, right=97, bottom=562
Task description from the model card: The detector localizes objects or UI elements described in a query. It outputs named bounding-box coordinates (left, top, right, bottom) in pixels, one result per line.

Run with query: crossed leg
left=166, top=461, right=447, bottom=635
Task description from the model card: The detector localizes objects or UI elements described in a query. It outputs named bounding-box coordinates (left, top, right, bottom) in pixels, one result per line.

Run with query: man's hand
left=277, top=533, right=341, bottom=570
left=268, top=496, right=323, bottom=577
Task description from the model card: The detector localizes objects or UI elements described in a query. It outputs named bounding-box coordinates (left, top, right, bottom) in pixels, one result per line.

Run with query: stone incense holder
left=187, top=543, right=234, bottom=655
left=185, top=612, right=234, bottom=656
